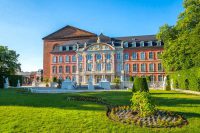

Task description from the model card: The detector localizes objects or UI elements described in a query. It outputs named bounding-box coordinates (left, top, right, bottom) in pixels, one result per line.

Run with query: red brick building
left=43, top=25, right=165, bottom=84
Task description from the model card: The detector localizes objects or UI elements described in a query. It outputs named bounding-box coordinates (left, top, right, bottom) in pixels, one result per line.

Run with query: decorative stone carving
left=4, top=77, right=9, bottom=89
left=88, top=77, right=94, bottom=90
left=17, top=80, right=20, bottom=88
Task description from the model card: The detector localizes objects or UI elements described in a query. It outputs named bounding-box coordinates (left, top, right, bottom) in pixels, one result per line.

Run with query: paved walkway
left=173, top=88, right=200, bottom=95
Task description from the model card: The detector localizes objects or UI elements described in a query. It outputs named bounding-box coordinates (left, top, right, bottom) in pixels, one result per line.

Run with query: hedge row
left=0, top=75, right=23, bottom=88
left=132, top=77, right=149, bottom=92
left=170, top=67, right=200, bottom=91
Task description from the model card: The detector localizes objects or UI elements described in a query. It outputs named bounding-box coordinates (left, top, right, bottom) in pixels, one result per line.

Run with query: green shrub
left=165, top=75, right=171, bottom=91
left=132, top=77, right=149, bottom=92
left=113, top=77, right=121, bottom=89
left=131, top=92, right=156, bottom=117
left=129, top=76, right=134, bottom=82
left=52, top=77, right=57, bottom=82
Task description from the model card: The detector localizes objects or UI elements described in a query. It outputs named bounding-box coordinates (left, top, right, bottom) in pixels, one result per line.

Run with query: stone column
left=92, top=53, right=95, bottom=71
left=111, top=52, right=115, bottom=73
left=76, top=54, right=79, bottom=84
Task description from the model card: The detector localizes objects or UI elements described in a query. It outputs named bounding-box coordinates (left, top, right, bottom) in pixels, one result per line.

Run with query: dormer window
left=124, top=42, right=128, bottom=47
left=66, top=46, right=69, bottom=51
left=59, top=46, right=63, bottom=51
left=148, top=41, right=153, bottom=46
left=140, top=41, right=144, bottom=47
left=132, top=42, right=136, bottom=47
left=72, top=45, right=76, bottom=50
left=157, top=41, right=162, bottom=46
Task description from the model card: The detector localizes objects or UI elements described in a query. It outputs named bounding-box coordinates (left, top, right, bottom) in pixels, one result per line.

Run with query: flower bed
left=108, top=106, right=188, bottom=128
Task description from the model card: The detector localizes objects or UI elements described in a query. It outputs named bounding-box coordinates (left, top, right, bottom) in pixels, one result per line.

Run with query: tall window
left=106, top=53, right=111, bottom=59
left=132, top=52, right=137, bottom=60
left=79, top=63, right=82, bottom=72
left=132, top=42, right=136, bottom=47
left=87, top=63, right=92, bottom=71
left=59, top=56, right=63, bottom=63
left=97, top=63, right=101, bottom=71
left=87, top=54, right=92, bottom=60
left=141, top=64, right=146, bottom=72
left=59, top=66, right=63, bottom=73
left=116, top=53, right=121, bottom=60
left=124, top=64, right=129, bottom=72
left=158, top=63, right=163, bottom=72
left=124, top=53, right=129, bottom=60
left=149, top=63, right=154, bottom=72
left=140, top=41, right=144, bottom=47
left=149, top=52, right=154, bottom=60
left=72, top=45, right=76, bottom=50
left=150, top=75, right=155, bottom=82
left=140, top=52, right=145, bottom=60
left=66, top=46, right=69, bottom=51
left=124, top=42, right=128, bottom=47
left=117, top=64, right=122, bottom=72
left=72, top=55, right=76, bottom=62
left=78, top=55, right=83, bottom=62
left=158, top=75, right=163, bottom=81
left=65, top=66, right=70, bottom=73
left=72, top=66, right=76, bottom=73
left=52, top=56, right=57, bottom=63
left=133, top=64, right=137, bottom=72
left=96, top=54, right=101, bottom=60
left=148, top=41, right=153, bottom=46
left=65, top=55, right=69, bottom=62
left=59, top=46, right=63, bottom=51
left=106, top=63, right=111, bottom=71
left=52, top=66, right=57, bottom=74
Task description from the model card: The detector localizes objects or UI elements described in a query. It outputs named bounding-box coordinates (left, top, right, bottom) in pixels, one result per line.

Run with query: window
left=66, top=46, right=69, bottom=51
left=59, top=46, right=62, bottom=51
left=124, top=42, right=128, bottom=47
left=124, top=53, right=129, bottom=60
left=157, top=41, right=161, bottom=46
left=132, top=42, right=136, bottom=47
left=65, top=66, right=70, bottom=73
left=140, top=52, right=145, bottom=60
left=157, top=52, right=161, bottom=59
left=132, top=52, right=137, bottom=60
left=133, top=64, right=137, bottom=72
left=72, top=55, right=76, bottom=62
left=149, top=63, right=154, bottom=72
left=52, top=56, right=57, bottom=63
left=96, top=54, right=101, bottom=60
left=59, top=56, right=63, bottom=63
left=124, top=64, right=129, bottom=72
left=141, top=64, right=146, bottom=72
left=116, top=53, right=121, bottom=60
left=52, top=66, right=57, bottom=74
left=117, top=64, right=122, bottom=72
left=158, top=63, right=163, bottom=72
left=87, top=63, right=92, bottom=71
left=149, top=52, right=154, bottom=60
left=140, top=41, right=144, bottom=47
left=158, top=75, right=163, bottom=81
left=78, top=55, right=83, bottom=62
left=87, top=54, right=92, bottom=60
left=150, top=75, right=155, bottom=82
left=79, top=63, right=82, bottom=72
left=59, top=66, right=63, bottom=73
left=97, top=63, right=101, bottom=71
left=65, top=55, right=70, bottom=62
left=148, top=41, right=153, bottom=46
left=106, top=53, right=111, bottom=59
left=72, top=45, right=76, bottom=50
left=106, top=63, right=111, bottom=71
left=72, top=66, right=76, bottom=73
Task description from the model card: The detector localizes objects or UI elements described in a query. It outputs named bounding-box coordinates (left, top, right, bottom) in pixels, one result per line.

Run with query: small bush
left=129, top=76, right=134, bottom=82
left=131, top=92, right=156, bottom=117
left=132, top=77, right=149, bottom=92
left=165, top=75, right=171, bottom=91
left=52, top=77, right=57, bottom=82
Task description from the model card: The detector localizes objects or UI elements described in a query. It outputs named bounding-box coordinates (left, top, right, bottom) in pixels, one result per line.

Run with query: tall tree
left=157, top=0, right=200, bottom=72
left=0, top=45, right=21, bottom=76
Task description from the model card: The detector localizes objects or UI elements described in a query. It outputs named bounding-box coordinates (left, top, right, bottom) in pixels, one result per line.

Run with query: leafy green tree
left=157, top=0, right=200, bottom=72
left=0, top=45, right=21, bottom=76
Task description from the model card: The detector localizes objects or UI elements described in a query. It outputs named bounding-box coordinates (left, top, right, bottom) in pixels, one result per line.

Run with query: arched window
left=106, top=53, right=111, bottom=59
left=52, top=66, right=57, bottom=74
left=140, top=52, right=145, bottom=60
left=52, top=56, right=57, bottom=63
left=87, top=54, right=92, bottom=60
left=96, top=54, right=102, bottom=60
left=132, top=52, right=137, bottom=60
left=72, top=55, right=76, bottom=62
left=106, top=63, right=111, bottom=71
left=78, top=55, right=83, bottom=62
left=59, top=66, right=63, bottom=73
left=65, top=55, right=69, bottom=62
left=124, top=53, right=129, bottom=60
left=87, top=63, right=92, bottom=71
left=158, top=63, right=163, bottom=72
left=97, top=63, right=101, bottom=71
left=116, top=53, right=121, bottom=60
left=149, top=63, right=154, bottom=72
left=149, top=52, right=154, bottom=60
left=141, top=63, right=146, bottom=72
left=59, top=56, right=63, bottom=63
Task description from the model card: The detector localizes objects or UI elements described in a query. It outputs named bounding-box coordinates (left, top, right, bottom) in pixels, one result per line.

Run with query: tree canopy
left=157, top=0, right=200, bottom=72
left=0, top=45, right=21, bottom=76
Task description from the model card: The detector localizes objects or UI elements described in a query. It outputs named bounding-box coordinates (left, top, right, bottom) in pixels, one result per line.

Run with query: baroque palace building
left=43, top=25, right=165, bottom=84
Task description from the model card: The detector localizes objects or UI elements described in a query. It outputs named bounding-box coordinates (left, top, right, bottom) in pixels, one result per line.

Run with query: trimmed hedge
left=0, top=75, right=23, bottom=88
left=170, top=67, right=200, bottom=91
left=132, top=77, right=149, bottom=92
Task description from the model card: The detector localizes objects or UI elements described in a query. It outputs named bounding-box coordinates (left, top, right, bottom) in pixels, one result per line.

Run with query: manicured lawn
left=0, top=89, right=200, bottom=133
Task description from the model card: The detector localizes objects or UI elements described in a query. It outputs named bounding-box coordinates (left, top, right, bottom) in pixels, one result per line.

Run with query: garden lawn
left=0, top=89, right=200, bottom=133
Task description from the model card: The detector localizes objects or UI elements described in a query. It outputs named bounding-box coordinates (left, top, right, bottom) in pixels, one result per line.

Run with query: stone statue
left=97, top=36, right=100, bottom=43
left=88, top=77, right=94, bottom=90
left=163, top=76, right=167, bottom=90
left=4, top=77, right=9, bottom=89
left=17, top=80, right=20, bottom=88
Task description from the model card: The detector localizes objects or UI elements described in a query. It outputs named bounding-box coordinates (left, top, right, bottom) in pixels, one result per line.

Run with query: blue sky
left=0, top=0, right=183, bottom=72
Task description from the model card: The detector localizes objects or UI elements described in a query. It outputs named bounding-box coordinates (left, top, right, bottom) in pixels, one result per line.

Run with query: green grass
left=0, top=89, right=200, bottom=133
